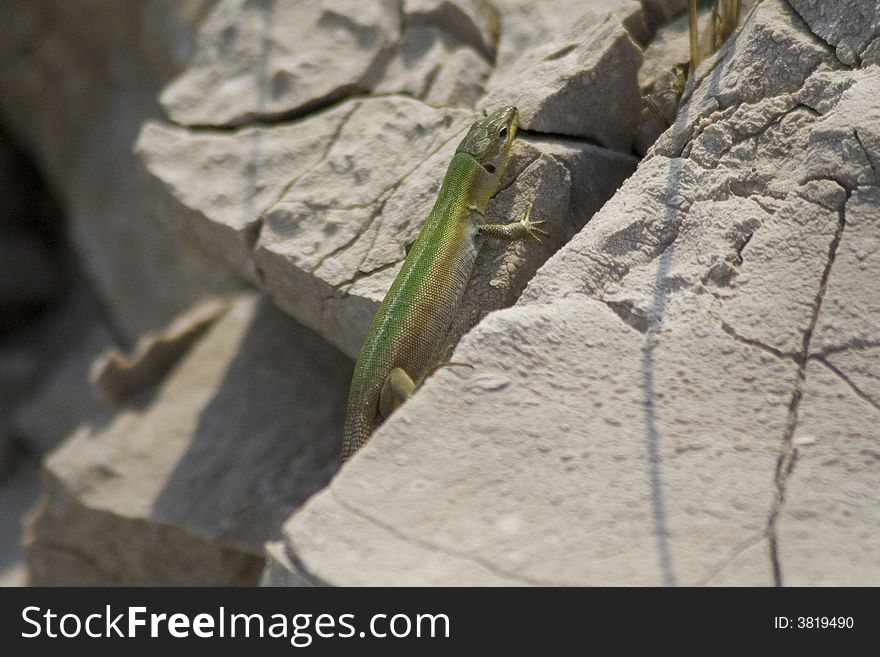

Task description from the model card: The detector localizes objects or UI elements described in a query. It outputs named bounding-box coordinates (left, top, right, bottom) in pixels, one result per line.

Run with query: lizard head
left=456, top=106, right=519, bottom=205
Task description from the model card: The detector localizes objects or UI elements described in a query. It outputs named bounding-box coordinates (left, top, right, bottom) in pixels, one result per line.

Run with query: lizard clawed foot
left=517, top=203, right=550, bottom=243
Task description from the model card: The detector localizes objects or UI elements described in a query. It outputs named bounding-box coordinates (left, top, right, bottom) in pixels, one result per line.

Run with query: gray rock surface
left=264, top=0, right=880, bottom=586
left=777, top=360, right=880, bottom=585
left=788, top=0, right=878, bottom=67
left=493, top=0, right=650, bottom=70
left=26, top=295, right=350, bottom=585
left=481, top=11, right=643, bottom=150
left=0, top=0, right=242, bottom=344
left=91, top=298, right=230, bottom=405
left=0, top=0, right=873, bottom=588
left=161, top=0, right=499, bottom=127
left=140, top=93, right=636, bottom=358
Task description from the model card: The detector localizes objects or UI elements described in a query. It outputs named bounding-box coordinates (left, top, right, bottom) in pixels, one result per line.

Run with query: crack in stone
left=348, top=127, right=471, bottom=277
left=335, top=260, right=400, bottom=296
left=721, top=321, right=797, bottom=360
left=269, top=103, right=360, bottom=214
left=517, top=128, right=609, bottom=150
left=245, top=101, right=362, bottom=257
left=694, top=532, right=767, bottom=586
left=330, top=490, right=555, bottom=586
left=853, top=128, right=880, bottom=185
left=765, top=183, right=849, bottom=587
left=808, top=339, right=880, bottom=358
left=735, top=227, right=756, bottom=262
left=783, top=0, right=850, bottom=67
left=814, top=356, right=880, bottom=413
left=673, top=36, right=834, bottom=163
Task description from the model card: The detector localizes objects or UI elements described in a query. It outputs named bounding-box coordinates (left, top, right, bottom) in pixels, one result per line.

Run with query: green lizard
left=341, top=106, right=547, bottom=460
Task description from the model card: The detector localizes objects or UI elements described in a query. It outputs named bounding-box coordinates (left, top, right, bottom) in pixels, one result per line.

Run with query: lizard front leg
left=479, top=203, right=549, bottom=243
left=378, top=367, right=417, bottom=421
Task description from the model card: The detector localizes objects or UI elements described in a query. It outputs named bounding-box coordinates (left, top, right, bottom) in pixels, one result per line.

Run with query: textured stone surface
left=481, top=10, right=643, bottom=151
left=161, top=0, right=499, bottom=127
left=788, top=0, right=878, bottom=67
left=493, top=0, right=649, bottom=70
left=26, top=295, right=350, bottom=585
left=268, top=296, right=792, bottom=586
left=141, top=92, right=636, bottom=358
left=778, top=360, right=880, bottom=585
left=264, top=0, right=880, bottom=586
left=160, top=0, right=399, bottom=126
left=137, top=114, right=355, bottom=282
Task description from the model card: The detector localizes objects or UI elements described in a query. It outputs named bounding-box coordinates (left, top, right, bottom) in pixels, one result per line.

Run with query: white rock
left=481, top=10, right=643, bottom=150
left=788, top=0, right=879, bottom=66
left=265, top=297, right=790, bottom=585
left=161, top=0, right=500, bottom=126
left=160, top=0, right=400, bottom=126
left=777, top=361, right=880, bottom=585
left=493, top=0, right=649, bottom=70
left=137, top=104, right=356, bottom=282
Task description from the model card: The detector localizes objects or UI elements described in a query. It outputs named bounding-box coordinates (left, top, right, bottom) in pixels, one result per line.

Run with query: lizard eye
left=498, top=127, right=508, bottom=139
left=484, top=163, right=496, bottom=174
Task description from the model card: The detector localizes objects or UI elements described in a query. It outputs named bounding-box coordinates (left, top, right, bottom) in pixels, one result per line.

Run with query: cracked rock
left=137, top=104, right=357, bottom=282
left=374, top=26, right=492, bottom=107
left=264, top=297, right=791, bottom=585
left=140, top=93, right=636, bottom=358
left=777, top=360, right=880, bottom=585
left=160, top=0, right=400, bottom=127
left=788, top=0, right=879, bottom=67
left=493, top=0, right=649, bottom=69
left=721, top=181, right=844, bottom=354
left=813, top=185, right=880, bottom=353
left=481, top=9, right=643, bottom=151
left=264, top=0, right=880, bottom=586
left=161, top=0, right=499, bottom=127
left=26, top=295, right=350, bottom=585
